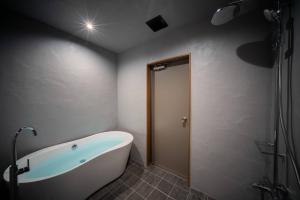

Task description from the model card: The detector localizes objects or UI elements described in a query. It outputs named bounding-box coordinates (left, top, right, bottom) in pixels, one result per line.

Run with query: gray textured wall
left=117, top=12, right=273, bottom=200
left=0, top=11, right=117, bottom=196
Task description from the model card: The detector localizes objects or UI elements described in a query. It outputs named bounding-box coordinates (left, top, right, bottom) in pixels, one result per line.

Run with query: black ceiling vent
left=146, top=15, right=168, bottom=32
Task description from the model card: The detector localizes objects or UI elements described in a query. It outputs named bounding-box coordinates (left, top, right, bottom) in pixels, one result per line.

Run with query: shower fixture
left=211, top=0, right=299, bottom=199
left=264, top=9, right=280, bottom=22
left=211, top=0, right=243, bottom=26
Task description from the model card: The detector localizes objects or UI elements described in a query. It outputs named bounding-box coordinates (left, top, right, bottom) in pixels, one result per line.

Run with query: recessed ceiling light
left=86, top=21, right=94, bottom=30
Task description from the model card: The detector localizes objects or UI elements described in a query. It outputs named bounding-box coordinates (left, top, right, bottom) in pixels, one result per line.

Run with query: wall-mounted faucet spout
left=10, top=127, right=37, bottom=200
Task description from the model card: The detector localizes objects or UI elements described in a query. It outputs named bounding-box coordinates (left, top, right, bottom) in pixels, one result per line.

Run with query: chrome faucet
left=10, top=127, right=37, bottom=200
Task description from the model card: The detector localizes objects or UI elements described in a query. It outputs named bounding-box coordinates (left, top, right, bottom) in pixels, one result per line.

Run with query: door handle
left=181, top=116, right=188, bottom=127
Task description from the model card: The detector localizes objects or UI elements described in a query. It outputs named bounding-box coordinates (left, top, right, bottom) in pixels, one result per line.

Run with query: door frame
left=146, top=53, right=191, bottom=184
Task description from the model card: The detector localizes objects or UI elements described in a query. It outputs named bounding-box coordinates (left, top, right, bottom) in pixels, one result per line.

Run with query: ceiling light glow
left=86, top=21, right=94, bottom=30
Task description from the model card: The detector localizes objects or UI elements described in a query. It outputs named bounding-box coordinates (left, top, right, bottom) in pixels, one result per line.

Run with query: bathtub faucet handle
left=17, top=159, right=30, bottom=175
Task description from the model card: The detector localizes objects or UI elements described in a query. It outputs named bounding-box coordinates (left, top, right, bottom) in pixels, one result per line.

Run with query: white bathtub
left=3, top=131, right=133, bottom=200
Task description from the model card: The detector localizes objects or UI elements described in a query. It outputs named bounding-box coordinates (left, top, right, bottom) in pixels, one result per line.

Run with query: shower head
left=264, top=9, right=280, bottom=22
left=17, top=126, right=37, bottom=136
left=211, top=0, right=243, bottom=26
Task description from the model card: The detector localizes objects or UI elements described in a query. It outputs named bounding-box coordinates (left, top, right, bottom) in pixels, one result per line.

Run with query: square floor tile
left=113, top=185, right=132, bottom=199
left=163, top=173, right=179, bottom=185
left=146, top=165, right=156, bottom=171
left=169, top=186, right=189, bottom=200
left=123, top=174, right=140, bottom=187
left=175, top=178, right=189, bottom=191
left=128, top=164, right=145, bottom=176
left=157, top=179, right=173, bottom=195
left=151, top=166, right=167, bottom=177
left=136, top=181, right=154, bottom=197
left=130, top=178, right=143, bottom=190
left=139, top=170, right=151, bottom=180
left=147, top=189, right=167, bottom=200
left=89, top=163, right=214, bottom=200
left=144, top=173, right=161, bottom=186
left=127, top=192, right=144, bottom=200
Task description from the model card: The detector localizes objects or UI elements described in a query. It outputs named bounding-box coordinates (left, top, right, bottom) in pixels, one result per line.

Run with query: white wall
left=0, top=11, right=117, bottom=197
left=117, top=12, right=273, bottom=200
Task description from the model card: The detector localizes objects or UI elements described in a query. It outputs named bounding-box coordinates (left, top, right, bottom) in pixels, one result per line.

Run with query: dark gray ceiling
left=3, top=0, right=261, bottom=53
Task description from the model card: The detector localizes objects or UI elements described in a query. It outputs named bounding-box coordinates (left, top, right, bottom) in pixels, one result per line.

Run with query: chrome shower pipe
left=274, top=0, right=300, bottom=191
left=273, top=40, right=281, bottom=189
left=272, top=0, right=283, bottom=188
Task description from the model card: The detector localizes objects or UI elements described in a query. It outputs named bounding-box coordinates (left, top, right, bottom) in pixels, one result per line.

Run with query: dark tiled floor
left=88, top=161, right=214, bottom=200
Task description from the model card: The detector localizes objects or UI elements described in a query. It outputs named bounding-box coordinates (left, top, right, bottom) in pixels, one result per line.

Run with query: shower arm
left=228, top=0, right=243, bottom=6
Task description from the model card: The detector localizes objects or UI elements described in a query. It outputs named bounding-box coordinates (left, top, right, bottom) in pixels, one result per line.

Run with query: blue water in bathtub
left=19, top=135, right=124, bottom=181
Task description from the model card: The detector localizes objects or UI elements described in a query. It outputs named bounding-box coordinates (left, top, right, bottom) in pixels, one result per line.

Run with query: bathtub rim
left=3, top=131, right=133, bottom=183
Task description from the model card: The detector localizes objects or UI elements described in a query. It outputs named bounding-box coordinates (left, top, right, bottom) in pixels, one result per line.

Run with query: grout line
left=139, top=164, right=188, bottom=200
left=144, top=186, right=155, bottom=199
left=119, top=174, right=144, bottom=200
left=145, top=171, right=191, bottom=200
left=140, top=174, right=176, bottom=200
left=168, top=185, right=175, bottom=199
left=109, top=163, right=193, bottom=200
left=151, top=164, right=186, bottom=180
